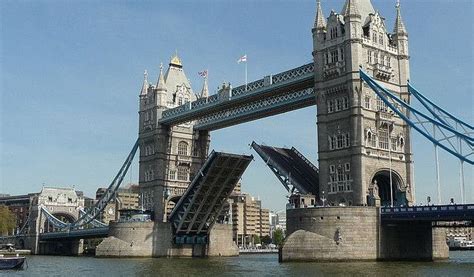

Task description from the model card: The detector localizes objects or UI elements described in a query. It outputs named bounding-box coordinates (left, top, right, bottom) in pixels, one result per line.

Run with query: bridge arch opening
left=371, top=170, right=407, bottom=207
left=43, top=213, right=76, bottom=232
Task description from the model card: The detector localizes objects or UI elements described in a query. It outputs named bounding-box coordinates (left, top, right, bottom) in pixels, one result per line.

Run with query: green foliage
left=0, top=205, right=16, bottom=235
left=253, top=235, right=261, bottom=245
left=261, top=235, right=272, bottom=244
left=273, top=228, right=285, bottom=246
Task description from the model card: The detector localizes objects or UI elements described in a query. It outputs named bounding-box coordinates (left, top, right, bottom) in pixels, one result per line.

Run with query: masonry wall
left=281, top=207, right=380, bottom=261
left=96, top=221, right=237, bottom=257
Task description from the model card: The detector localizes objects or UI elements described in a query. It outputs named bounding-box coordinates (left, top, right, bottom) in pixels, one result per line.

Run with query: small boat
left=0, top=255, right=26, bottom=270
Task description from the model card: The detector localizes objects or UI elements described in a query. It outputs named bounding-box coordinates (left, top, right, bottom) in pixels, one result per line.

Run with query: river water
left=3, top=251, right=474, bottom=276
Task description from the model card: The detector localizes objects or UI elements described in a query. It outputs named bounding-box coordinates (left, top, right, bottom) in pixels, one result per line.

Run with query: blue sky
left=1, top=0, right=472, bottom=211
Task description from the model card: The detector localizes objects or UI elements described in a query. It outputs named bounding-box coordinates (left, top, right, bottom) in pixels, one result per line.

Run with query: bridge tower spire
left=314, top=0, right=327, bottom=30
left=156, top=63, right=168, bottom=107
left=313, top=0, right=413, bottom=207
left=312, top=0, right=327, bottom=43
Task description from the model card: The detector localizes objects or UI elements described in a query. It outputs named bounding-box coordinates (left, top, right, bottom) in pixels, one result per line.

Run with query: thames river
left=4, top=251, right=474, bottom=276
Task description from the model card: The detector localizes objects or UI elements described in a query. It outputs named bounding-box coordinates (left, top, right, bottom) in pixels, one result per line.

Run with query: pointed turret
left=314, top=0, right=326, bottom=30
left=393, top=0, right=407, bottom=35
left=343, top=0, right=361, bottom=18
left=341, top=0, right=375, bottom=23
left=140, top=70, right=149, bottom=97
left=156, top=63, right=167, bottom=91
left=200, top=75, right=209, bottom=98
left=156, top=63, right=168, bottom=107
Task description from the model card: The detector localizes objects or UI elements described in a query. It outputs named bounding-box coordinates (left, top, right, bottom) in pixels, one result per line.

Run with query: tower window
left=330, top=136, right=336, bottom=150
left=178, top=97, right=183, bottom=106
left=345, top=133, right=350, bottom=147
left=330, top=50, right=338, bottom=64
left=364, top=96, right=371, bottom=109
left=367, top=50, right=372, bottom=64
left=168, top=170, right=176, bottom=180
left=377, top=97, right=388, bottom=112
left=336, top=99, right=343, bottom=111
left=340, top=48, right=344, bottom=61
left=379, top=125, right=389, bottom=150
left=379, top=33, right=384, bottom=45
left=177, top=166, right=189, bottom=181
left=337, top=135, right=344, bottom=148
left=343, top=97, right=349, bottom=109
left=327, top=100, right=335, bottom=113
left=177, top=141, right=188, bottom=156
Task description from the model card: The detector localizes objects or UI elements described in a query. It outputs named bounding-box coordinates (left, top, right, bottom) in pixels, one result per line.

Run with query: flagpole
left=245, top=60, right=248, bottom=91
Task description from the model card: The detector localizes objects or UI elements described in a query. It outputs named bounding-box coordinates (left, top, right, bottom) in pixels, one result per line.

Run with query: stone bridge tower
left=138, top=55, right=210, bottom=222
left=313, top=0, right=413, bottom=206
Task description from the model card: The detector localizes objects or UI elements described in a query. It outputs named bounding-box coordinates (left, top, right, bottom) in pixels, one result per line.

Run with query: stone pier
left=280, top=207, right=449, bottom=262
left=96, top=221, right=238, bottom=257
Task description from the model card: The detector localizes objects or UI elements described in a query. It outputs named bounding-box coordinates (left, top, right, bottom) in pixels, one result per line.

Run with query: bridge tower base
left=95, top=221, right=237, bottom=257
left=280, top=207, right=449, bottom=262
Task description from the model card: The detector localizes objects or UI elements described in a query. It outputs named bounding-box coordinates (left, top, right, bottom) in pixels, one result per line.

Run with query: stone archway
left=371, top=170, right=407, bottom=207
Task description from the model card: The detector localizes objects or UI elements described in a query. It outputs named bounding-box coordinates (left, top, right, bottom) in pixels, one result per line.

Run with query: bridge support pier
left=280, top=207, right=449, bottom=262
left=37, top=239, right=84, bottom=255
left=379, top=222, right=448, bottom=261
left=96, top=221, right=237, bottom=257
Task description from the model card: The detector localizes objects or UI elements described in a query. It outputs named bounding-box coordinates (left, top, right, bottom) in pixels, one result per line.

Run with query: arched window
left=177, top=141, right=188, bottom=156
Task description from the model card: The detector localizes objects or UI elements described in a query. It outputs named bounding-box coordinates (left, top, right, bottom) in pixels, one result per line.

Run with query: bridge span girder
left=159, top=63, right=315, bottom=130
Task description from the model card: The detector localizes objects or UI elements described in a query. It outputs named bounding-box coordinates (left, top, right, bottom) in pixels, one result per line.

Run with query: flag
left=237, top=54, right=247, bottom=64
left=198, top=70, right=208, bottom=78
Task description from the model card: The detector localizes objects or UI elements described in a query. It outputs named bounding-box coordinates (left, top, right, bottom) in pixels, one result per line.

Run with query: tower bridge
left=2, top=0, right=473, bottom=261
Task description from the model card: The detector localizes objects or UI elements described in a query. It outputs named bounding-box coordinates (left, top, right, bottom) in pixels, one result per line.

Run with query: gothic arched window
left=177, top=141, right=188, bottom=156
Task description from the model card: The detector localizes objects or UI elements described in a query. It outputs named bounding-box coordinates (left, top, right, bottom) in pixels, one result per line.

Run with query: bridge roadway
left=381, top=204, right=474, bottom=222
left=39, top=227, right=109, bottom=241
left=159, top=63, right=315, bottom=130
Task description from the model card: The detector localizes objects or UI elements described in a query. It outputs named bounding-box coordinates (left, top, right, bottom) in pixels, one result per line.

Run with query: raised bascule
left=2, top=0, right=473, bottom=261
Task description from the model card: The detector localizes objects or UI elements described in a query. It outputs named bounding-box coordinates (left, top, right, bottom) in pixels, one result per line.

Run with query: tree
left=0, top=205, right=16, bottom=236
left=261, top=235, right=272, bottom=245
left=253, top=235, right=261, bottom=245
left=273, top=228, right=285, bottom=247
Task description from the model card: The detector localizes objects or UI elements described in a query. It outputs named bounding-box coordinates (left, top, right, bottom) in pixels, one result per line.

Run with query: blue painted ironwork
left=194, top=87, right=315, bottom=130
left=360, top=70, right=474, bottom=165
left=381, top=204, right=474, bottom=222
left=408, top=83, right=474, bottom=133
left=70, top=139, right=139, bottom=229
left=160, top=63, right=314, bottom=128
left=39, top=227, right=109, bottom=240
left=34, top=140, right=139, bottom=232
left=40, top=205, right=70, bottom=229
